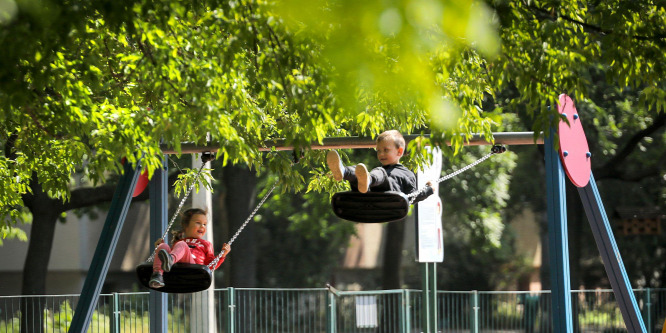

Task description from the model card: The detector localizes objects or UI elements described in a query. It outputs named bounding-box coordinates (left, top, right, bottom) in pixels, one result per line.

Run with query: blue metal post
left=226, top=287, right=236, bottom=333
left=112, top=292, right=120, bottom=333
left=471, top=290, right=479, bottom=333
left=69, top=161, right=141, bottom=332
left=644, top=288, right=652, bottom=331
left=326, top=287, right=337, bottom=333
left=149, top=156, right=168, bottom=333
left=577, top=174, right=647, bottom=332
left=544, top=135, right=574, bottom=332
left=429, top=263, right=437, bottom=332
left=421, top=263, right=437, bottom=333
left=401, top=289, right=411, bottom=333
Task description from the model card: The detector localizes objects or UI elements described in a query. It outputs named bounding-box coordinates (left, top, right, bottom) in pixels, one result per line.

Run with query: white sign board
left=416, top=147, right=444, bottom=263
left=355, top=296, right=378, bottom=328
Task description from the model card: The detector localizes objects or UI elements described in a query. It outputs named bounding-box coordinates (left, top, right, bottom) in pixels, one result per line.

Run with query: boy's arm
left=411, top=185, right=434, bottom=204
left=400, top=167, right=435, bottom=204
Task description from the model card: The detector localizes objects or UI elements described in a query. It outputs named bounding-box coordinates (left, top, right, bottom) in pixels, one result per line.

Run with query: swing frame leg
left=578, top=175, right=646, bottom=332
left=149, top=156, right=168, bottom=332
left=69, top=161, right=141, bottom=333
left=544, top=135, right=574, bottom=332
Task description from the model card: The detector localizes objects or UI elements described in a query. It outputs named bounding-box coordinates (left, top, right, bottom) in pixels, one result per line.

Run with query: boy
left=327, top=130, right=434, bottom=203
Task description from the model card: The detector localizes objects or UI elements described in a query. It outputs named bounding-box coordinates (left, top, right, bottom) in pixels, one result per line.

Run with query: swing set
left=136, top=154, right=278, bottom=293
left=136, top=143, right=505, bottom=292
left=68, top=97, right=651, bottom=332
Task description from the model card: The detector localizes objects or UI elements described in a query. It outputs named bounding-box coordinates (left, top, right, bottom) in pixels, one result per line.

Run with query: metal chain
left=407, top=146, right=504, bottom=204
left=207, top=181, right=278, bottom=269
left=147, top=162, right=208, bottom=262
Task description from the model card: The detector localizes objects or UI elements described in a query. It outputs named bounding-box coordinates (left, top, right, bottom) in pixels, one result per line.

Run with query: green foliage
left=433, top=145, right=522, bottom=290
left=0, top=224, right=27, bottom=246
left=0, top=0, right=345, bottom=231
left=2, top=0, right=665, bottom=296
left=172, top=168, right=214, bottom=198
left=256, top=170, right=356, bottom=287
left=488, top=0, right=666, bottom=136
left=0, top=299, right=189, bottom=332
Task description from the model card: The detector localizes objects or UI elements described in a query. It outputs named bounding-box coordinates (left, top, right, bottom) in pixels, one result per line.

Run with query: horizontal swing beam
left=160, top=131, right=543, bottom=154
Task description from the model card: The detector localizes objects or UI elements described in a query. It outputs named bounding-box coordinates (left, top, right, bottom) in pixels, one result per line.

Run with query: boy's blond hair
left=376, top=130, right=406, bottom=149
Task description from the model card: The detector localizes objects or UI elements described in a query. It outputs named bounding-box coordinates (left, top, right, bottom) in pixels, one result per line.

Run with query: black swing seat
left=136, top=262, right=213, bottom=293
left=331, top=191, right=410, bottom=223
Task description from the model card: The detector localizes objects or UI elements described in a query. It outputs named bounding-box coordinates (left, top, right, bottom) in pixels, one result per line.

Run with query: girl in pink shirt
left=149, top=208, right=230, bottom=289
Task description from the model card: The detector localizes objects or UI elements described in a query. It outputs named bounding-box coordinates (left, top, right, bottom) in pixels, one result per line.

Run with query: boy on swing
left=327, top=130, right=434, bottom=203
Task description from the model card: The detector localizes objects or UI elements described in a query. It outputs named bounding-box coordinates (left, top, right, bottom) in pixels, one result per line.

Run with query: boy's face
left=184, top=214, right=208, bottom=239
left=376, top=140, right=404, bottom=166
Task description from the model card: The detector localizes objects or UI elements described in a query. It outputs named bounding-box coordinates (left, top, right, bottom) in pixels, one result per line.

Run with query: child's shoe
left=326, top=151, right=346, bottom=181
left=149, top=272, right=165, bottom=288
left=355, top=164, right=371, bottom=193
left=158, top=249, right=174, bottom=272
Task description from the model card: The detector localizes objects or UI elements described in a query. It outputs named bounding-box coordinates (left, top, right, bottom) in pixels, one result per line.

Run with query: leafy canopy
left=0, top=0, right=500, bottom=232
left=2, top=0, right=666, bottom=237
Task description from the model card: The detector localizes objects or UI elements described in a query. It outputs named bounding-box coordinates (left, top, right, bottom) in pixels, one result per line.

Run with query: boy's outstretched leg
left=355, top=164, right=389, bottom=193
left=356, top=164, right=371, bottom=193
left=327, top=151, right=346, bottom=181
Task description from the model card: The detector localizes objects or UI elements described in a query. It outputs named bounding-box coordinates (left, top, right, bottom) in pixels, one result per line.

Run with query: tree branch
left=524, top=1, right=666, bottom=42
left=594, top=112, right=666, bottom=180
left=63, top=171, right=184, bottom=211
left=4, top=132, right=18, bottom=160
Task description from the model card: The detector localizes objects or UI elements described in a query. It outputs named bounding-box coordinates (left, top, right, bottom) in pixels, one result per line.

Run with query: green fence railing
left=1, top=288, right=665, bottom=332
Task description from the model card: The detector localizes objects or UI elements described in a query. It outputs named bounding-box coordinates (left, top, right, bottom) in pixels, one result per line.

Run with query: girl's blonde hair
left=170, top=208, right=208, bottom=244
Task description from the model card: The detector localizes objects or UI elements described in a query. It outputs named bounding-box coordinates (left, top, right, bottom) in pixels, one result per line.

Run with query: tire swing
left=136, top=154, right=277, bottom=293
left=332, top=145, right=506, bottom=223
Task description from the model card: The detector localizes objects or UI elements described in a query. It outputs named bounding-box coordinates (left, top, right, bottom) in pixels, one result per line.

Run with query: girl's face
left=183, top=214, right=208, bottom=239
left=376, top=140, right=404, bottom=166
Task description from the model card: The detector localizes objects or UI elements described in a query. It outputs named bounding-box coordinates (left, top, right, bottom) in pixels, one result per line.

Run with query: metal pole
left=226, top=287, right=235, bottom=333
left=421, top=263, right=438, bottom=333
left=645, top=288, right=652, bottom=331
left=544, top=134, right=574, bottom=332
left=69, top=161, right=141, bottom=332
left=112, top=292, right=120, bottom=333
left=429, top=263, right=437, bottom=332
left=471, top=290, right=479, bottom=333
left=577, top=175, right=647, bottom=332
left=326, top=286, right=337, bottom=333
left=160, top=132, right=544, bottom=154
left=149, top=155, right=168, bottom=333
left=191, top=153, right=217, bottom=333
left=401, top=289, right=411, bottom=333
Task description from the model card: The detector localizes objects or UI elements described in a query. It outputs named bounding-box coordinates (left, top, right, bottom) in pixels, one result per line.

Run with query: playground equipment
left=134, top=153, right=277, bottom=293
left=331, top=145, right=505, bottom=223
left=331, top=191, right=410, bottom=223
left=67, top=95, right=648, bottom=332
left=546, top=94, right=645, bottom=332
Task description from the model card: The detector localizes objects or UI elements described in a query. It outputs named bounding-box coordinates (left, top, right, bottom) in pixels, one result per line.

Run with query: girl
left=149, top=208, right=231, bottom=289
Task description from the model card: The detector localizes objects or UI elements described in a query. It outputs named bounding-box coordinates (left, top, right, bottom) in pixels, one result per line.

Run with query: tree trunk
left=18, top=174, right=145, bottom=333
left=223, top=165, right=258, bottom=287
left=21, top=179, right=63, bottom=333
left=379, top=220, right=405, bottom=331
left=381, top=221, right=405, bottom=289
left=222, top=165, right=258, bottom=331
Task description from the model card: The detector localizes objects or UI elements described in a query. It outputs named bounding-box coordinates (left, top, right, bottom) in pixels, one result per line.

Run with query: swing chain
left=207, top=181, right=278, bottom=269
left=407, top=145, right=506, bottom=204
left=147, top=154, right=212, bottom=262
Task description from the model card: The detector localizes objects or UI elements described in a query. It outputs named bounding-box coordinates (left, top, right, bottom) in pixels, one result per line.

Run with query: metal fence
left=1, top=288, right=665, bottom=332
